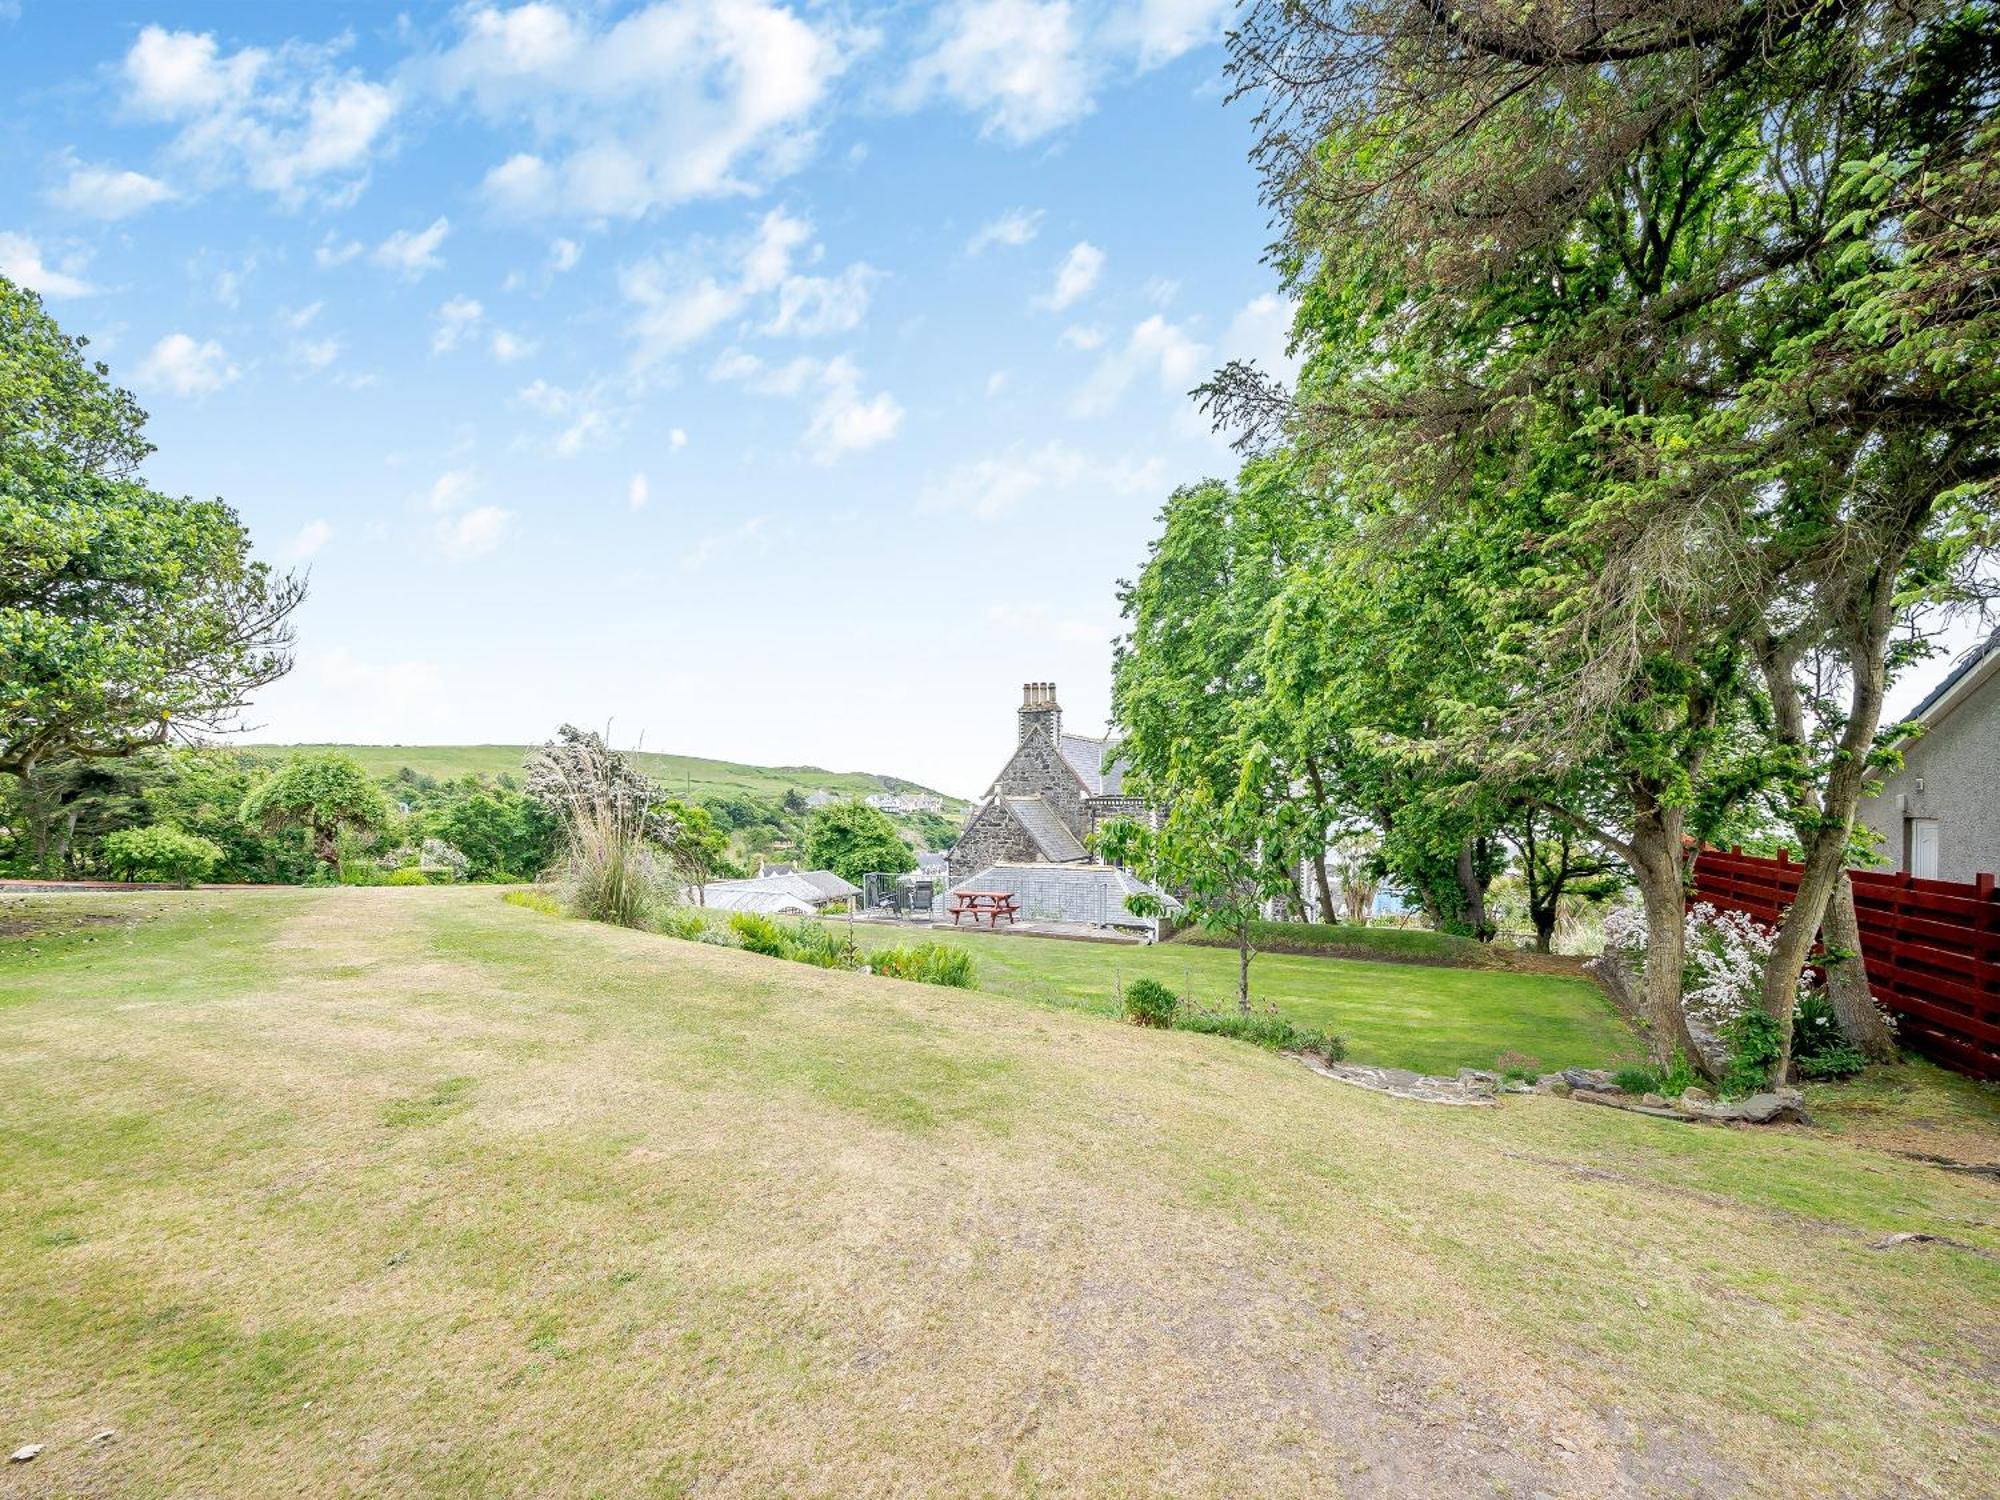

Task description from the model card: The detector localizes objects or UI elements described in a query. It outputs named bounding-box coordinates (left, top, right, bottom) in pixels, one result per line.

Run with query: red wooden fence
left=1691, top=847, right=2000, bottom=1080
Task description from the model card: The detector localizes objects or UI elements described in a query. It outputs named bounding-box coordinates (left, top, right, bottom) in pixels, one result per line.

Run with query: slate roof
left=1904, top=628, right=2000, bottom=727
left=949, top=862, right=1181, bottom=929
left=1002, top=795, right=1087, bottom=862
left=1057, top=732, right=1129, bottom=796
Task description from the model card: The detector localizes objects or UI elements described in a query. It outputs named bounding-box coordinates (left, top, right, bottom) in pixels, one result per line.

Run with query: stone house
left=1856, top=628, right=2000, bottom=883
left=946, top=682, right=1152, bottom=885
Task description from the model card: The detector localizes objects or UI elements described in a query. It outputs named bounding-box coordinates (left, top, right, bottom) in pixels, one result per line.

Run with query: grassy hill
left=3, top=887, right=1995, bottom=1496
left=245, top=743, right=967, bottom=806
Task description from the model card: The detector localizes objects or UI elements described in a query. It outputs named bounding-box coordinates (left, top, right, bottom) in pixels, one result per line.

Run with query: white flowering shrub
left=420, top=838, right=470, bottom=882
left=1600, top=898, right=1813, bottom=1042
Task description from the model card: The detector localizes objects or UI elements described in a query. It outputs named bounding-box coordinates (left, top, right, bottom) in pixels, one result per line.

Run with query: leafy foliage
left=803, top=801, right=913, bottom=885
left=100, top=824, right=223, bottom=886
left=240, top=752, right=388, bottom=870
left=1121, top=976, right=1178, bottom=1028
left=1, top=276, right=304, bottom=778
left=868, top=941, right=978, bottom=988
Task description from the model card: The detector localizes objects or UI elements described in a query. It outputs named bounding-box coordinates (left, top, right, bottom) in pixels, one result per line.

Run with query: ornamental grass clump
left=526, top=726, right=680, bottom=930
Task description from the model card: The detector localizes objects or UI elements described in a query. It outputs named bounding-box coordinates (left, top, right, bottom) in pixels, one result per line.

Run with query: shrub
left=1612, top=1064, right=1662, bottom=1095
left=776, top=918, right=861, bottom=970
left=724, top=913, right=862, bottom=969
left=871, top=942, right=978, bottom=988
left=655, top=907, right=713, bottom=942
left=728, top=911, right=790, bottom=957
left=1174, top=1000, right=1345, bottom=1061
left=1122, top=977, right=1178, bottom=1028
left=381, top=866, right=432, bottom=887
left=100, top=825, right=225, bottom=887
left=1722, top=1009, right=1784, bottom=1096
left=1790, top=991, right=1867, bottom=1079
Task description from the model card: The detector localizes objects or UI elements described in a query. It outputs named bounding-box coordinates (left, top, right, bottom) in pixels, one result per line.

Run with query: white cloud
left=371, top=217, right=449, bottom=278
left=47, top=158, right=177, bottom=219
left=314, top=233, right=363, bottom=268
left=435, top=503, right=513, bottom=557
left=985, top=369, right=1008, bottom=397
left=1034, top=241, right=1103, bottom=310
left=965, top=207, right=1042, bottom=254
left=290, top=335, right=341, bottom=370
left=710, top=349, right=903, bottom=463
left=917, top=439, right=1162, bottom=521
left=765, top=262, right=877, bottom=337
left=431, top=295, right=484, bottom=353
left=135, top=332, right=239, bottom=397
left=281, top=300, right=323, bottom=330
left=548, top=236, right=581, bottom=272
left=0, top=232, right=97, bottom=298
left=1220, top=291, right=1300, bottom=385
left=904, top=0, right=1093, bottom=143
left=555, top=408, right=610, bottom=455
left=1059, top=323, right=1104, bottom=351
left=440, top=0, right=853, bottom=220
left=669, top=426, right=689, bottom=450
left=1070, top=313, right=1204, bottom=416
left=628, top=471, right=649, bottom=510
left=288, top=518, right=334, bottom=559
left=621, top=207, right=870, bottom=366
left=514, top=377, right=572, bottom=416
left=489, top=328, right=536, bottom=361
left=426, top=468, right=478, bottom=511
left=121, top=25, right=396, bottom=206
left=1105, top=0, right=1234, bottom=69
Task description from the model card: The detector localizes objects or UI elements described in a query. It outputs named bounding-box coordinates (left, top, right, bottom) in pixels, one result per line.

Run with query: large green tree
left=1, top=276, right=304, bottom=778
left=242, top=753, right=389, bottom=871
left=803, top=802, right=913, bottom=886
left=1210, top=0, right=1999, bottom=1072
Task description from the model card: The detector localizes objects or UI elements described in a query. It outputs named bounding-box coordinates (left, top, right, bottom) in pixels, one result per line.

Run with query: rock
left=1572, top=1088, right=1696, bottom=1122
left=1455, top=1068, right=1500, bottom=1098
left=1679, top=1086, right=1713, bottom=1107
left=1545, top=1079, right=1573, bottom=1097
left=1561, top=1067, right=1619, bottom=1092
left=10, top=1445, right=42, bottom=1464
left=1684, top=1087, right=1811, bottom=1125
left=1640, top=1092, right=1667, bottom=1108
left=87, top=1430, right=116, bottom=1446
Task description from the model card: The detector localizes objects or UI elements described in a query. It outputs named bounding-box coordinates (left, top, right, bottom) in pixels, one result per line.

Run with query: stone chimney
left=1018, top=681, right=1063, bottom=746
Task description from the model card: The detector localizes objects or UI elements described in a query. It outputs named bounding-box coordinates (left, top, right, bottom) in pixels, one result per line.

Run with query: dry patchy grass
left=1, top=888, right=1995, bottom=1498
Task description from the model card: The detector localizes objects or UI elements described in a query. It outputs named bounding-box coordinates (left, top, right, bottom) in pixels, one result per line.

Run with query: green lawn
left=242, top=742, right=963, bottom=806
left=825, top=917, right=1635, bottom=1074
left=2, top=888, right=1995, bottom=1497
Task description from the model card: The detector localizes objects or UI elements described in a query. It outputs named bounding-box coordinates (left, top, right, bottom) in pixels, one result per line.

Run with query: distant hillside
left=246, top=744, right=967, bottom=809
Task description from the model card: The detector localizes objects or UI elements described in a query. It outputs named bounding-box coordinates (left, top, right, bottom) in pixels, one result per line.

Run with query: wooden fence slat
left=1690, top=849, right=2000, bottom=1080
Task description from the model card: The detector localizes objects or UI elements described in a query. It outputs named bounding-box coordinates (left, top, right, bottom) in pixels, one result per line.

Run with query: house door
left=1908, top=818, right=1941, bottom=880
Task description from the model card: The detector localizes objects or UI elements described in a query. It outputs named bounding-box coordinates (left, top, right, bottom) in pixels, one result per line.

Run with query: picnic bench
left=948, top=889, right=1019, bottom=928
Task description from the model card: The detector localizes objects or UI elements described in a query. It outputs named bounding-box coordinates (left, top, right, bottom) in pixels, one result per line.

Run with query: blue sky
left=2, top=0, right=1291, bottom=795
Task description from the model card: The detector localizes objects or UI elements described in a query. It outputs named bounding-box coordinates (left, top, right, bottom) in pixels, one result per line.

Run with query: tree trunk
left=1302, top=756, right=1337, bottom=922
left=1236, top=921, right=1252, bottom=1015
left=314, top=823, right=341, bottom=870
left=1453, top=839, right=1489, bottom=941
left=1629, top=813, right=1711, bottom=1077
left=1822, top=870, right=1898, bottom=1062
left=1531, top=903, right=1557, bottom=954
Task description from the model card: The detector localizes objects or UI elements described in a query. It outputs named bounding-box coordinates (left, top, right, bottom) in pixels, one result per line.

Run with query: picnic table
left=948, top=889, right=1019, bottom=928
